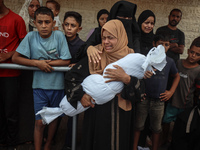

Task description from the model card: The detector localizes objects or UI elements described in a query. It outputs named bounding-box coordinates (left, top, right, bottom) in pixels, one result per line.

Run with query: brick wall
left=5, top=0, right=200, bottom=58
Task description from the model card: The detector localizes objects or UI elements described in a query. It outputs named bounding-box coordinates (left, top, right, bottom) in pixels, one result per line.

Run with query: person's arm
left=103, top=65, right=145, bottom=102
left=194, top=72, right=200, bottom=105
left=80, top=93, right=95, bottom=108
left=75, top=27, right=102, bottom=60
left=87, top=45, right=102, bottom=64
left=104, top=65, right=131, bottom=84
left=169, top=31, right=185, bottom=54
left=0, top=37, right=25, bottom=63
left=48, top=59, right=70, bottom=66
left=143, top=70, right=154, bottom=79
left=160, top=72, right=180, bottom=101
left=169, top=43, right=184, bottom=54
left=77, top=27, right=102, bottom=63
left=0, top=51, right=15, bottom=63
left=64, top=56, right=91, bottom=108
left=12, top=52, right=54, bottom=72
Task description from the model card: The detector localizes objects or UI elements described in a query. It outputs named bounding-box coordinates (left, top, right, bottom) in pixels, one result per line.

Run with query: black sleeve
left=132, top=37, right=140, bottom=53
left=75, top=27, right=102, bottom=60
left=64, top=56, right=90, bottom=109
left=121, top=76, right=145, bottom=104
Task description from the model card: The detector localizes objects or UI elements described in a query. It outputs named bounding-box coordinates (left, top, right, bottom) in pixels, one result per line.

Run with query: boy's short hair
left=154, top=30, right=171, bottom=44
left=34, top=6, right=54, bottom=20
left=63, top=11, right=82, bottom=27
left=46, top=0, right=60, bottom=11
left=170, top=8, right=182, bottom=17
left=190, top=36, right=200, bottom=49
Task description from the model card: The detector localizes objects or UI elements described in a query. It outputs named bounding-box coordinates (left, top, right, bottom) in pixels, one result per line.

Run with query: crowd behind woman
left=0, top=0, right=200, bottom=150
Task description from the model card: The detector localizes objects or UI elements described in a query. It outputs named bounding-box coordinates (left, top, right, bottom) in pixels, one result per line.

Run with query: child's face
left=46, top=2, right=59, bottom=17
left=187, top=46, right=200, bottom=64
left=63, top=17, right=82, bottom=41
left=28, top=0, right=40, bottom=19
left=34, top=14, right=55, bottom=38
left=155, top=40, right=170, bottom=52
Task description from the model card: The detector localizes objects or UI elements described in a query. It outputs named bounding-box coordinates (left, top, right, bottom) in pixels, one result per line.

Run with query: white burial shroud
left=36, top=45, right=167, bottom=124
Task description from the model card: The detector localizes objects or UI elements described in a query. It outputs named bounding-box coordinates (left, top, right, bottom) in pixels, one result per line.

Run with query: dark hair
left=170, top=8, right=182, bottom=17
left=97, top=9, right=109, bottom=27
left=138, top=10, right=156, bottom=28
left=34, top=7, right=54, bottom=20
left=63, top=11, right=82, bottom=26
left=154, top=30, right=170, bottom=43
left=190, top=36, right=200, bottom=49
left=46, top=0, right=60, bottom=11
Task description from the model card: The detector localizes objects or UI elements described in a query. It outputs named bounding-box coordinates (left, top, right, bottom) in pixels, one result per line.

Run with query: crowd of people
left=0, top=0, right=200, bottom=150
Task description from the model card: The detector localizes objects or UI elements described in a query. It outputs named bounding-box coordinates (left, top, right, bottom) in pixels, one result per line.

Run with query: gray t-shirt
left=172, top=59, right=200, bottom=108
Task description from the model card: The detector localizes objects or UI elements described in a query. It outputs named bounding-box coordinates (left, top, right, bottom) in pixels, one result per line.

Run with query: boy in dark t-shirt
left=133, top=31, right=180, bottom=150
left=62, top=11, right=85, bottom=150
left=62, top=11, right=84, bottom=67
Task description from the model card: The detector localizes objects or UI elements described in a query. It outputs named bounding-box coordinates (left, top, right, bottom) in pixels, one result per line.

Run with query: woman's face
left=102, top=30, right=118, bottom=53
left=28, top=0, right=40, bottom=19
left=141, top=16, right=155, bottom=34
left=98, top=14, right=108, bottom=27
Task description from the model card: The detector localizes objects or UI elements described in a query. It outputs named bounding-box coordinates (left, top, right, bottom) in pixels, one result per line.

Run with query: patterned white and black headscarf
left=19, top=0, right=42, bottom=32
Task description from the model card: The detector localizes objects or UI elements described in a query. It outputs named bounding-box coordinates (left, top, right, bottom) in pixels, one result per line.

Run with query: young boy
left=61, top=11, right=84, bottom=150
left=133, top=31, right=180, bottom=150
left=12, top=7, right=71, bottom=150
left=162, top=36, right=200, bottom=143
left=46, top=0, right=61, bottom=31
left=62, top=11, right=85, bottom=67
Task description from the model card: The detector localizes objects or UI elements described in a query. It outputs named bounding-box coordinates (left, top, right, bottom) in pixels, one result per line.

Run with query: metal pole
left=0, top=63, right=76, bottom=148
left=72, top=115, right=77, bottom=150
left=0, top=63, right=70, bottom=71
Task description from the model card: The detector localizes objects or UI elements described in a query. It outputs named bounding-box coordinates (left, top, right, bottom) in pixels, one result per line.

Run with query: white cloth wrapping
left=37, top=45, right=166, bottom=124
left=54, top=16, right=62, bottom=31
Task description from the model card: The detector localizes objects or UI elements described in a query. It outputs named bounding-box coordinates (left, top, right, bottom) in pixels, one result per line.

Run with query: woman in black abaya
left=64, top=2, right=141, bottom=149
left=76, top=0, right=140, bottom=61
left=65, top=0, right=141, bottom=96
left=138, top=10, right=156, bottom=56
left=136, top=9, right=156, bottom=148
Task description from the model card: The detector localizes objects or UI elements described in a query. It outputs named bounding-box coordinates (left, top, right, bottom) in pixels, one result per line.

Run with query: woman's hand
left=80, top=94, right=95, bottom=108
left=104, top=65, right=131, bottom=84
left=87, top=46, right=102, bottom=63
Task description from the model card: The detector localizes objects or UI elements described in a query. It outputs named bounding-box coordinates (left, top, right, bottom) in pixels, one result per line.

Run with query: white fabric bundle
left=37, top=45, right=166, bottom=124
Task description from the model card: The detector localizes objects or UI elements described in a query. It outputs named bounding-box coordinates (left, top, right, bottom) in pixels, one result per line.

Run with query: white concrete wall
left=5, top=0, right=200, bottom=58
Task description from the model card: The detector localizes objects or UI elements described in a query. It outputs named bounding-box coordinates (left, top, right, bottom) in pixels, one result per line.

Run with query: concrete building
left=5, top=0, right=200, bottom=58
